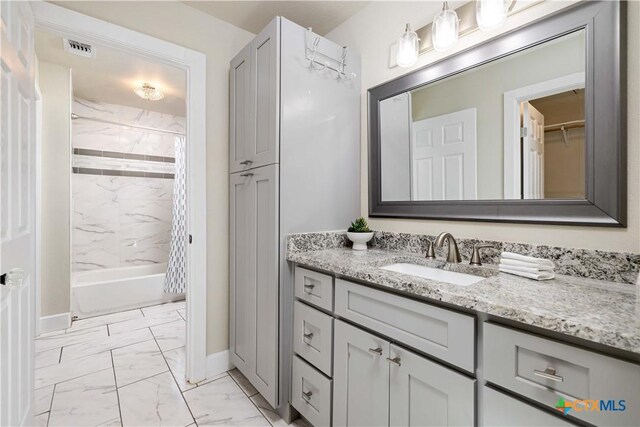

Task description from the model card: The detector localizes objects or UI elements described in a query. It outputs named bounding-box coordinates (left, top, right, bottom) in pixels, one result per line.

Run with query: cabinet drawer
left=483, top=386, right=576, bottom=426
left=335, top=279, right=475, bottom=372
left=292, top=356, right=332, bottom=427
left=295, top=266, right=334, bottom=311
left=293, top=301, right=333, bottom=376
left=484, top=323, right=640, bottom=426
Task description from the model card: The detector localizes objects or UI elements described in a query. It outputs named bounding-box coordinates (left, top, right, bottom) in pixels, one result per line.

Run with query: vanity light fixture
left=396, top=23, right=420, bottom=68
left=476, top=0, right=508, bottom=31
left=134, top=83, right=164, bottom=101
left=432, top=1, right=459, bottom=52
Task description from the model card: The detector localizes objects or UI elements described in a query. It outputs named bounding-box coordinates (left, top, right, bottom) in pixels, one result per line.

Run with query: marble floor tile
left=36, top=348, right=61, bottom=369
left=66, top=309, right=143, bottom=333
left=229, top=368, right=258, bottom=397
left=35, top=352, right=113, bottom=389
left=250, top=393, right=285, bottom=427
left=112, top=340, right=168, bottom=387
left=183, top=376, right=268, bottom=427
left=48, top=369, right=120, bottom=427
left=60, top=327, right=153, bottom=362
left=108, top=310, right=182, bottom=335
left=34, top=385, right=54, bottom=416
left=150, top=320, right=185, bottom=352
left=36, top=325, right=108, bottom=353
left=141, top=300, right=185, bottom=317
left=119, top=371, right=194, bottom=427
left=161, top=346, right=195, bottom=392
left=34, top=412, right=49, bottom=427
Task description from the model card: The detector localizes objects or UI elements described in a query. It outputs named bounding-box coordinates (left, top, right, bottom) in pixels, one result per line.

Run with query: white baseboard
left=206, top=349, right=234, bottom=378
left=40, top=312, right=71, bottom=334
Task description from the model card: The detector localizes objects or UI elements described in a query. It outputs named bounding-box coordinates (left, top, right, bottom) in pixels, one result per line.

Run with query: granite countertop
left=287, top=247, right=640, bottom=355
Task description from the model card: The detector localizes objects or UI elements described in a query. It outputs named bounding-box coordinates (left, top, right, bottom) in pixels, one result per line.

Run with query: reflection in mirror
left=380, top=29, right=585, bottom=202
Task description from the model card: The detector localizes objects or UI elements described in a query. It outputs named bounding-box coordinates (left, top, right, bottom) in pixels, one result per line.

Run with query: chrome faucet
left=435, top=232, right=462, bottom=263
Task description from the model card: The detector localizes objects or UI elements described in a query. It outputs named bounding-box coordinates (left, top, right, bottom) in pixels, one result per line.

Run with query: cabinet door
left=230, top=44, right=251, bottom=173
left=389, top=344, right=475, bottom=427
left=229, top=171, right=254, bottom=374
left=249, top=17, right=279, bottom=168
left=247, top=164, right=280, bottom=406
left=229, top=165, right=279, bottom=407
left=333, top=320, right=390, bottom=427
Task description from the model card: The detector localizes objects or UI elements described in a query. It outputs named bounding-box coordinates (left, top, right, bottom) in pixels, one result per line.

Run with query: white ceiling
left=184, top=1, right=370, bottom=35
left=35, top=31, right=186, bottom=116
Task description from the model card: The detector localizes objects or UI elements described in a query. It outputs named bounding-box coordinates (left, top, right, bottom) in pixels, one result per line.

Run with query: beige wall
left=53, top=1, right=254, bottom=354
left=327, top=0, right=640, bottom=253
left=38, top=60, right=71, bottom=316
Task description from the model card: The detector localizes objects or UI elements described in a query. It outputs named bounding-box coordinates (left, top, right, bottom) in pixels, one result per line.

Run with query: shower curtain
left=165, top=136, right=187, bottom=293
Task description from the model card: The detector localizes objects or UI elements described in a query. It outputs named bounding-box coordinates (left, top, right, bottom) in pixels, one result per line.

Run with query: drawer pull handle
left=240, top=160, right=253, bottom=165
left=534, top=367, right=563, bottom=382
left=368, top=347, right=383, bottom=356
left=240, top=173, right=253, bottom=177
left=302, top=390, right=313, bottom=401
left=386, top=356, right=401, bottom=367
left=303, top=332, right=314, bottom=342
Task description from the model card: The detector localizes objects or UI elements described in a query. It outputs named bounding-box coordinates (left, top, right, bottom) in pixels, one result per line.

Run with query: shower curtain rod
left=71, top=113, right=185, bottom=136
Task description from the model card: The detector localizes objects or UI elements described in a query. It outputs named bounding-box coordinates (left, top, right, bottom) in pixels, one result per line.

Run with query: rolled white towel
left=500, top=258, right=554, bottom=271
left=501, top=252, right=555, bottom=269
left=499, top=265, right=555, bottom=281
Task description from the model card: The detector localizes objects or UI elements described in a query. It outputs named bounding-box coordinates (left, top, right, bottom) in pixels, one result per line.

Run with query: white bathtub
left=72, top=263, right=184, bottom=319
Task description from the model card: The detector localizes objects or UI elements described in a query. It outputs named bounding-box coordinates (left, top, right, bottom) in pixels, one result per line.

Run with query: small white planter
left=347, top=232, right=374, bottom=251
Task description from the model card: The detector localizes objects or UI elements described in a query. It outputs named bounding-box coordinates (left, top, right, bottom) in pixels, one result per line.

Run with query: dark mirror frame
left=368, top=1, right=626, bottom=226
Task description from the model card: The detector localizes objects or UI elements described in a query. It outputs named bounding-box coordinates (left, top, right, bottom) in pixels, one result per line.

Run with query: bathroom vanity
left=287, top=241, right=639, bottom=427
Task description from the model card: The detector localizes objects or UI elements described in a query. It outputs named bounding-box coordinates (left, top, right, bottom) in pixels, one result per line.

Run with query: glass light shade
left=134, top=83, right=164, bottom=101
left=432, top=6, right=459, bottom=52
left=396, top=24, right=419, bottom=68
left=476, top=0, right=508, bottom=31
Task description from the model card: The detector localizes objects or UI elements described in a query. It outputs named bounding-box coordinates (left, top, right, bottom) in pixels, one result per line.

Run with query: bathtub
left=72, top=263, right=184, bottom=319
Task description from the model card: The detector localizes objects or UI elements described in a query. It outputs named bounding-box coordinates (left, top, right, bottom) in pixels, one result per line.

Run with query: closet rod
left=70, top=113, right=185, bottom=136
left=544, top=119, right=585, bottom=132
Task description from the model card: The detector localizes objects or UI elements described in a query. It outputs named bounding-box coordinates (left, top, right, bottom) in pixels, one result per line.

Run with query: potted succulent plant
left=346, top=217, right=374, bottom=251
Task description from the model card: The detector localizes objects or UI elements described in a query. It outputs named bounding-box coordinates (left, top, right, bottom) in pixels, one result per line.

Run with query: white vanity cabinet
left=332, top=320, right=475, bottom=427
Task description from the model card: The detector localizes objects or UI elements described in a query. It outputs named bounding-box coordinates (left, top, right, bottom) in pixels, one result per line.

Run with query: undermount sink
left=380, top=263, right=485, bottom=286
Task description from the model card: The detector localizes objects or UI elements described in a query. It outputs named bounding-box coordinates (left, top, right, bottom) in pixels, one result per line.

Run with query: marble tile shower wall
left=71, top=99, right=185, bottom=272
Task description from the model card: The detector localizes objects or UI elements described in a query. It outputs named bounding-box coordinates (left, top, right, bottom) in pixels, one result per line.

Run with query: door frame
left=31, top=2, right=208, bottom=382
left=503, top=72, right=584, bottom=199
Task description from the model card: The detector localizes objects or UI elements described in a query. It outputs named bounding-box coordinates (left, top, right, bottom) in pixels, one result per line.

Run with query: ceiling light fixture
left=432, top=1, right=459, bottom=52
left=134, top=83, right=164, bottom=101
left=396, top=23, right=420, bottom=68
left=476, top=0, right=508, bottom=31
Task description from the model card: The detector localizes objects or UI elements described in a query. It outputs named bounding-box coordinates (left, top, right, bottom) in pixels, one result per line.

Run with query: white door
left=389, top=345, right=475, bottom=427
left=411, top=108, right=477, bottom=201
left=333, top=320, right=389, bottom=427
left=522, top=102, right=545, bottom=199
left=0, top=1, right=36, bottom=426
left=379, top=93, right=412, bottom=201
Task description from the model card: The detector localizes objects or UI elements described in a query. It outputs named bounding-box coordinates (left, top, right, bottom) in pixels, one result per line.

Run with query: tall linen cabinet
left=229, top=17, right=360, bottom=417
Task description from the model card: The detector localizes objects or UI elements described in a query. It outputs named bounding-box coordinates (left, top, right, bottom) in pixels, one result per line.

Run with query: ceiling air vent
left=63, top=38, right=95, bottom=58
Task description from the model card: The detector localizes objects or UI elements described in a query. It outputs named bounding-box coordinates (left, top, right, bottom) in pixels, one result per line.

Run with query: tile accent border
left=73, top=148, right=176, bottom=164
left=72, top=167, right=175, bottom=179
left=287, top=230, right=640, bottom=285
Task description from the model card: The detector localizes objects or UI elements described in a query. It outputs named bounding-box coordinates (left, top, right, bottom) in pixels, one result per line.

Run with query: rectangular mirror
left=369, top=1, right=625, bottom=225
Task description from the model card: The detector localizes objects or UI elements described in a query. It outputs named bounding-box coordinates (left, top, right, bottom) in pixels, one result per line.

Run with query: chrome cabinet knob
left=386, top=356, right=401, bottom=366
left=368, top=347, right=383, bottom=356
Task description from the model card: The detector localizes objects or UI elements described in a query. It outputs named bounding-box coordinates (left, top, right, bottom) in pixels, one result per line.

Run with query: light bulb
left=396, top=23, right=419, bottom=68
left=476, top=0, right=507, bottom=31
left=432, top=2, right=459, bottom=52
